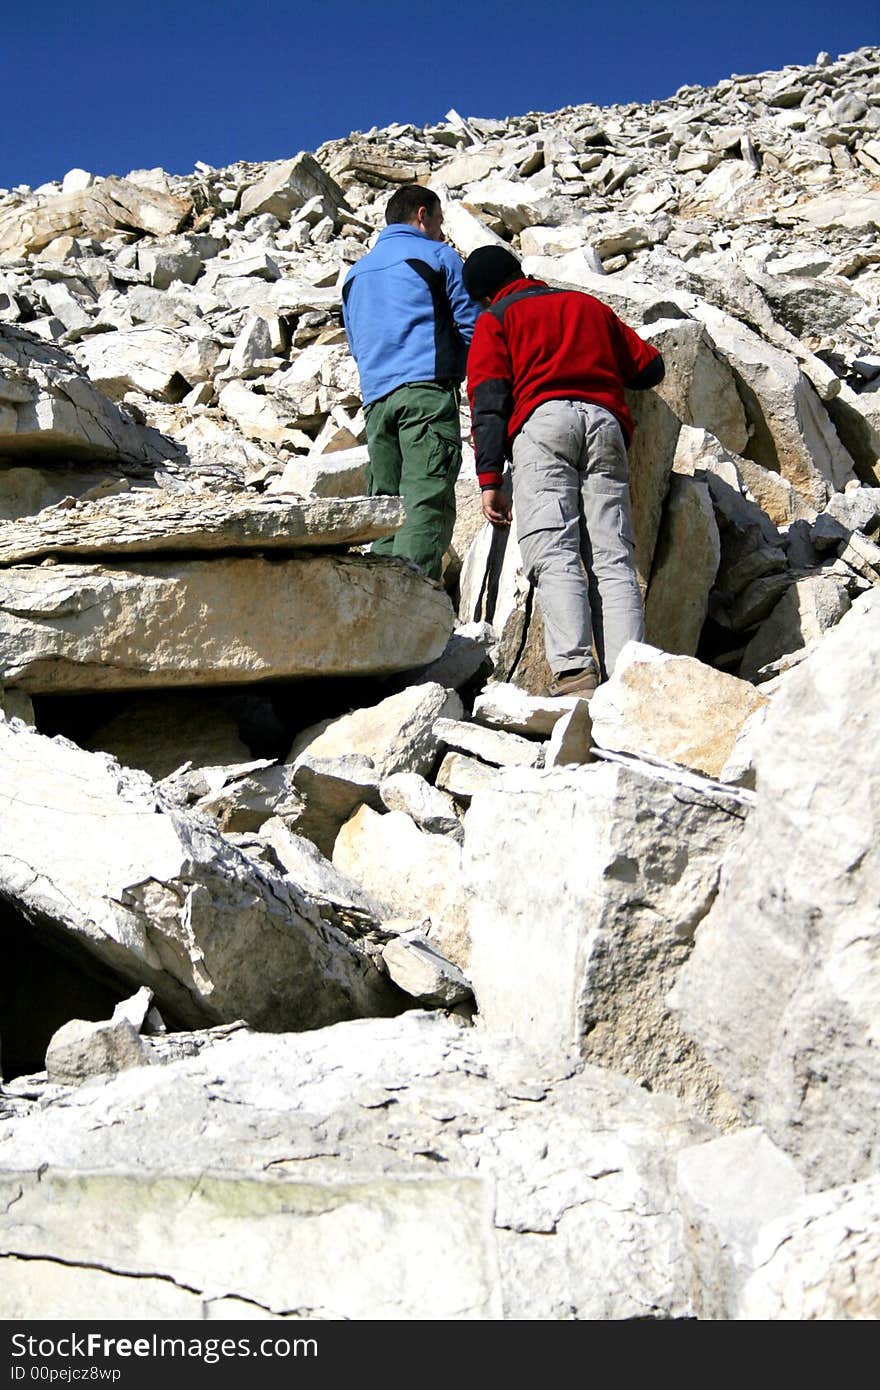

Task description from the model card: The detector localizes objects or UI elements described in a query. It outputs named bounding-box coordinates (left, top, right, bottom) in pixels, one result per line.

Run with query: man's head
left=462, top=246, right=522, bottom=304
left=385, top=185, right=444, bottom=241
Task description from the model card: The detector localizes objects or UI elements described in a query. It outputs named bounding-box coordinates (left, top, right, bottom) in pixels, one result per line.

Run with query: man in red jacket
left=463, top=246, right=664, bottom=699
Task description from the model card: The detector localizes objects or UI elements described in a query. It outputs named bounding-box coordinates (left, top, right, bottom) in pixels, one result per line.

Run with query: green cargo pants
left=364, top=381, right=461, bottom=581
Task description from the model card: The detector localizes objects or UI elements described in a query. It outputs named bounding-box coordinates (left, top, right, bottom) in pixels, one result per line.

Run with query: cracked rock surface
left=0, top=1013, right=714, bottom=1320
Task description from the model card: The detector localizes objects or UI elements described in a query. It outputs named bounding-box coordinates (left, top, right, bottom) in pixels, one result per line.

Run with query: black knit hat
left=462, top=246, right=522, bottom=301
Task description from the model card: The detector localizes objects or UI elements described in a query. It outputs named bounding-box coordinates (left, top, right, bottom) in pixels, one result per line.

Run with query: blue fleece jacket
left=342, top=224, right=480, bottom=406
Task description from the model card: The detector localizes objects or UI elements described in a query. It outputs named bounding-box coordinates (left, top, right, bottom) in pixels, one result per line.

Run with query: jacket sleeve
left=610, top=312, right=664, bottom=389
left=442, top=246, right=481, bottom=345
left=341, top=270, right=358, bottom=363
left=628, top=352, right=665, bottom=389
left=467, top=313, right=513, bottom=489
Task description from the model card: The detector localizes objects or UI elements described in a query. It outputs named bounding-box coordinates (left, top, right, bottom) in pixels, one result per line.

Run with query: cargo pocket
left=424, top=421, right=462, bottom=478
left=515, top=496, right=567, bottom=580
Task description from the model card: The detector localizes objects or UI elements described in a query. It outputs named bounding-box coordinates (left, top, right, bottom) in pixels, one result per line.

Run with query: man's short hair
left=385, top=185, right=440, bottom=226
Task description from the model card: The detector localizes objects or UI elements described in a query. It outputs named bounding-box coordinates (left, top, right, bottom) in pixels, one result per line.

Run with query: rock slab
left=0, top=554, right=454, bottom=692
left=670, top=591, right=880, bottom=1189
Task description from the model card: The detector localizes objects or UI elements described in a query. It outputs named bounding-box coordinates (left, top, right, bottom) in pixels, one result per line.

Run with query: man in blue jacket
left=342, top=186, right=479, bottom=580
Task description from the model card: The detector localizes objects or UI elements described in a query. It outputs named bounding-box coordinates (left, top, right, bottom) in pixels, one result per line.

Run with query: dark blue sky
left=1, top=1, right=875, bottom=190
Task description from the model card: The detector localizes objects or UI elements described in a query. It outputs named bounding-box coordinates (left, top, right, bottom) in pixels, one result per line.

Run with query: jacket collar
left=379, top=223, right=429, bottom=238
left=491, top=277, right=547, bottom=304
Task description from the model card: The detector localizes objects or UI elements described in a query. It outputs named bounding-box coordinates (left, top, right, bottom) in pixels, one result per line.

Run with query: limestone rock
left=432, top=150, right=505, bottom=188
left=758, top=271, right=865, bottom=343
left=645, top=473, right=720, bottom=656
left=457, top=511, right=530, bottom=680
left=0, top=553, right=454, bottom=693
left=401, top=621, right=494, bottom=692
left=138, top=244, right=204, bottom=291
left=83, top=177, right=193, bottom=238
left=111, top=987, right=154, bottom=1032
left=1, top=43, right=880, bottom=1320
left=268, top=342, right=359, bottom=419
left=289, top=683, right=463, bottom=779
left=716, top=704, right=769, bottom=790
left=669, top=591, right=880, bottom=1188
left=674, top=428, right=791, bottom=625
left=440, top=198, right=509, bottom=256
left=122, top=282, right=200, bottom=330
left=239, top=154, right=348, bottom=224
left=520, top=253, right=657, bottom=310
left=0, top=719, right=399, bottom=1033
left=36, top=281, right=94, bottom=340
left=519, top=226, right=604, bottom=265
left=217, top=379, right=311, bottom=444
left=209, top=250, right=280, bottom=283
left=497, top=608, right=552, bottom=698
left=45, top=1016, right=150, bottom=1086
left=823, top=487, right=880, bottom=535
left=0, top=325, right=177, bottom=465
left=287, top=754, right=382, bottom=858
left=447, top=447, right=485, bottom=577
left=0, top=1013, right=713, bottom=1320
left=195, top=762, right=303, bottom=834
left=735, top=454, right=817, bottom=525
left=461, top=179, right=570, bottom=237
left=737, top=1177, right=880, bottom=1320
left=544, top=699, right=593, bottom=768
left=739, top=573, right=852, bottom=680
left=590, top=643, right=766, bottom=778
left=0, top=686, right=33, bottom=723
left=644, top=317, right=748, bottom=455
left=464, top=758, right=748, bottom=1122
left=795, top=192, right=880, bottom=232
left=471, top=681, right=578, bottom=738
left=433, top=715, right=542, bottom=768
left=0, top=178, right=191, bottom=257
left=61, top=169, right=94, bottom=195
left=827, top=384, right=880, bottom=488
left=0, top=1162, right=495, bottom=1320
left=74, top=326, right=207, bottom=401
left=725, top=572, right=795, bottom=632
left=227, top=314, right=279, bottom=374
left=676, top=1129, right=806, bottom=1319
left=379, top=772, right=462, bottom=841
left=696, top=309, right=857, bottom=511
left=0, top=463, right=134, bottom=524
left=435, top=750, right=502, bottom=801
left=259, top=816, right=389, bottom=938
left=0, top=491, right=407, bottom=565
left=381, top=933, right=472, bottom=1007
left=334, top=805, right=469, bottom=970
left=625, top=388, right=682, bottom=590
left=270, top=446, right=368, bottom=499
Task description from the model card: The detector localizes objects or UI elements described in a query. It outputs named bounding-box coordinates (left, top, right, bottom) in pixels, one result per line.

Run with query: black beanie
left=463, top=245, right=522, bottom=301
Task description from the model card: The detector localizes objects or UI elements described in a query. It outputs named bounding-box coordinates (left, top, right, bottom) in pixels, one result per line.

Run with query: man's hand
left=481, top=487, right=512, bottom=527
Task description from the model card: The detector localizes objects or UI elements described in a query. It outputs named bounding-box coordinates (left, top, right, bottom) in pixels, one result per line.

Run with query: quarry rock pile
left=1, top=46, right=879, bottom=1320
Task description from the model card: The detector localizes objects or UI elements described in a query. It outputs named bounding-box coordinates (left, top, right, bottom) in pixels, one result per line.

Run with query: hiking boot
left=548, top=666, right=599, bottom=700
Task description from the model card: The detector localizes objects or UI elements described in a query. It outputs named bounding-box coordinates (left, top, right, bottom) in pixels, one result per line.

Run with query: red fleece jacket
left=466, top=277, right=662, bottom=488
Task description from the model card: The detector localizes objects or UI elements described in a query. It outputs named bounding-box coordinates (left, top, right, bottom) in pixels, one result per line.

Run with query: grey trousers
left=511, top=399, right=645, bottom=678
